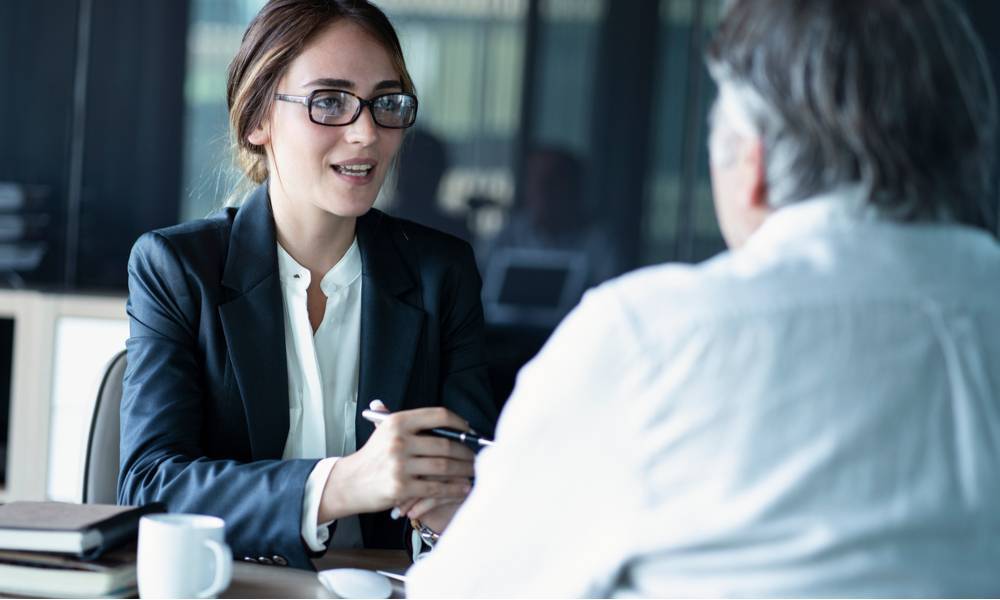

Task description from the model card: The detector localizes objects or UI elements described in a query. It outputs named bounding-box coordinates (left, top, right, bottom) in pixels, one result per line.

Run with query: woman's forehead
left=284, top=20, right=400, bottom=93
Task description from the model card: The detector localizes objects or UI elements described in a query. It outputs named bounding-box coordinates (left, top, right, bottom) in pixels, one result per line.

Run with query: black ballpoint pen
left=361, top=408, right=495, bottom=451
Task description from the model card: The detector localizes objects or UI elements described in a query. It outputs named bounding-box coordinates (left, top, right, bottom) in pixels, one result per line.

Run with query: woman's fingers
left=407, top=496, right=460, bottom=521
left=368, top=400, right=389, bottom=429
left=407, top=435, right=476, bottom=461
left=370, top=406, right=476, bottom=460
left=407, top=497, right=437, bottom=521
left=413, top=498, right=465, bottom=534
left=393, top=498, right=419, bottom=519
left=405, top=457, right=474, bottom=478
left=391, top=406, right=471, bottom=435
left=345, top=404, right=478, bottom=511
left=417, top=475, right=472, bottom=484
left=408, top=478, right=471, bottom=500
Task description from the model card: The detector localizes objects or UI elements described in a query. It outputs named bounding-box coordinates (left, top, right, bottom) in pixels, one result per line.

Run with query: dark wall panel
left=0, top=0, right=188, bottom=292
left=0, top=0, right=80, bottom=285
left=589, top=0, right=660, bottom=269
left=76, top=0, right=189, bottom=289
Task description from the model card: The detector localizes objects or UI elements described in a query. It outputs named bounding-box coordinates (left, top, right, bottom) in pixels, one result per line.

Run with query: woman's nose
left=344, top=106, right=379, bottom=146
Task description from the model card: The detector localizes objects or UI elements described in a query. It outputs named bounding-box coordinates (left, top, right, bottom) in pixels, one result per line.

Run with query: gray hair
left=706, top=0, right=998, bottom=229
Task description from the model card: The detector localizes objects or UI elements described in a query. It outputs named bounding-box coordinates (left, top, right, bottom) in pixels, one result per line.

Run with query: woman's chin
left=317, top=178, right=383, bottom=217
left=316, top=195, right=377, bottom=219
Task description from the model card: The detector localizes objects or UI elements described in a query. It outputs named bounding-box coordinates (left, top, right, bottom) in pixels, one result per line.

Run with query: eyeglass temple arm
left=275, top=93, right=309, bottom=105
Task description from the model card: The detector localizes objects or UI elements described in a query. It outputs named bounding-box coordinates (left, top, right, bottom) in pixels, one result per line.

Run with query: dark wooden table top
left=222, top=549, right=410, bottom=599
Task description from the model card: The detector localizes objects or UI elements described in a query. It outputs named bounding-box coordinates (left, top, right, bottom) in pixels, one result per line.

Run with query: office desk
left=222, top=549, right=410, bottom=598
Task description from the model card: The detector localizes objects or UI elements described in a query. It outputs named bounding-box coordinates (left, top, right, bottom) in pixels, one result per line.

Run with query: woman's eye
left=378, top=96, right=409, bottom=112
left=314, top=95, right=346, bottom=113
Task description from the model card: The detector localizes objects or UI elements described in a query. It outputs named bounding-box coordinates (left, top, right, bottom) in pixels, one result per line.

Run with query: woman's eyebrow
left=301, top=78, right=402, bottom=91
left=373, top=79, right=403, bottom=91
left=303, top=77, right=354, bottom=89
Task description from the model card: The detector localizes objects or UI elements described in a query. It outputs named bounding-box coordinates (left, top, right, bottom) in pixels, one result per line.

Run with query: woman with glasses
left=119, top=0, right=497, bottom=570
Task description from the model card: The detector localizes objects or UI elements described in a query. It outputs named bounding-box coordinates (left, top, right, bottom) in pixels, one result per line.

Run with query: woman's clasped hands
left=319, top=400, right=475, bottom=533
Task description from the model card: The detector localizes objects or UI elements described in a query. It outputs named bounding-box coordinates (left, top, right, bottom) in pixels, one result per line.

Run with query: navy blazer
left=119, top=184, right=497, bottom=569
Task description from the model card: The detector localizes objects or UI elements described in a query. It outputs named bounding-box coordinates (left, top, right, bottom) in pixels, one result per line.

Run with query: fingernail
left=390, top=507, right=401, bottom=520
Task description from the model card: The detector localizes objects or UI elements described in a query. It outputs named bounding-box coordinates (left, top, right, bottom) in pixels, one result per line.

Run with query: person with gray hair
left=706, top=0, right=997, bottom=238
left=407, top=0, right=1000, bottom=596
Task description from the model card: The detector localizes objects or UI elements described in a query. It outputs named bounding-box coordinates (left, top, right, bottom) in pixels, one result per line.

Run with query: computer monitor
left=483, top=247, right=588, bottom=328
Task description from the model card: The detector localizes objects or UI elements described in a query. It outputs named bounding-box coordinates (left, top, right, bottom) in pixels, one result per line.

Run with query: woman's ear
left=247, top=122, right=269, bottom=147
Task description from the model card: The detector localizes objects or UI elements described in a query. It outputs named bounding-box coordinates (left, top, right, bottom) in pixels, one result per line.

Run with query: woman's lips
left=330, top=162, right=376, bottom=185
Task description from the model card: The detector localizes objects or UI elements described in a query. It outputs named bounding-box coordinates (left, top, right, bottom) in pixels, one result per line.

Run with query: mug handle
left=197, top=539, right=233, bottom=599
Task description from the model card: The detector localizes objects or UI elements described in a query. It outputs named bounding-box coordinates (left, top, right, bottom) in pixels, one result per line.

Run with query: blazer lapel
left=355, top=210, right=424, bottom=444
left=218, top=185, right=289, bottom=460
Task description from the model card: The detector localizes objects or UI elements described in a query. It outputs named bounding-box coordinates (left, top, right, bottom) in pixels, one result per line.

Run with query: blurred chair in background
left=82, top=350, right=126, bottom=504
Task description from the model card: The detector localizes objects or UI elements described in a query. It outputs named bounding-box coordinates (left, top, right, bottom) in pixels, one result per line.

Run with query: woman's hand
left=318, top=404, right=476, bottom=521
left=406, top=497, right=464, bottom=534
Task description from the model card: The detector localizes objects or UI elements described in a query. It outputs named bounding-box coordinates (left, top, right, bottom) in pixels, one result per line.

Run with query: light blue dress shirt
left=408, top=189, right=1000, bottom=597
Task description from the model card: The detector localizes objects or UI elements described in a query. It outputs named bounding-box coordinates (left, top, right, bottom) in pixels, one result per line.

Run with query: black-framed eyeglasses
left=275, top=88, right=418, bottom=129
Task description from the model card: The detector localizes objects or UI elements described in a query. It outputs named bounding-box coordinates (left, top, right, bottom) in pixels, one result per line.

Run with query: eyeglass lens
left=310, top=90, right=416, bottom=128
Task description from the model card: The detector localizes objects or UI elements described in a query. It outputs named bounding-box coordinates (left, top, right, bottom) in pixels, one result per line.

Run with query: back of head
left=706, top=0, right=998, bottom=230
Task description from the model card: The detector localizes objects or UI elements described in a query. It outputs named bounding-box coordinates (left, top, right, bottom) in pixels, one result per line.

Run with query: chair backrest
left=83, top=349, right=127, bottom=504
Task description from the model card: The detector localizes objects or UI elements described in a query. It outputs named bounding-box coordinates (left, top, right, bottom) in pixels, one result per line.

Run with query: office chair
left=82, top=349, right=126, bottom=504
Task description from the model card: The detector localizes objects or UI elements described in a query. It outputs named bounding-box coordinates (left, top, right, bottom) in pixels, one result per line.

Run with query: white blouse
left=277, top=239, right=363, bottom=551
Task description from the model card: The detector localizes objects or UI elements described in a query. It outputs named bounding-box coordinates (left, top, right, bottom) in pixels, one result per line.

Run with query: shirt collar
left=321, top=238, right=362, bottom=294
left=276, top=238, right=362, bottom=294
left=746, top=184, right=893, bottom=250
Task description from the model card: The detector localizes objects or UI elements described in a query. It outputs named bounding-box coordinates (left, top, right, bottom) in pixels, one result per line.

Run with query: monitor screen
left=497, top=265, right=570, bottom=309
left=483, top=248, right=588, bottom=327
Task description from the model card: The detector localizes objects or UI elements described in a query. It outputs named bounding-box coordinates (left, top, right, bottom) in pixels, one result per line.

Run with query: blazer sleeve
left=118, top=231, right=320, bottom=569
left=436, top=242, right=498, bottom=438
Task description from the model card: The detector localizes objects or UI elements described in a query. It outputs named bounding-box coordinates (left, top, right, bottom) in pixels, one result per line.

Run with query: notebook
left=0, top=501, right=163, bottom=558
left=0, top=543, right=137, bottom=598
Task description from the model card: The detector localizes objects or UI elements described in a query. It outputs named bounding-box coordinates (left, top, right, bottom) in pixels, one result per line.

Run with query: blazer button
left=272, top=555, right=288, bottom=566
left=242, top=556, right=258, bottom=563
left=258, top=556, right=274, bottom=565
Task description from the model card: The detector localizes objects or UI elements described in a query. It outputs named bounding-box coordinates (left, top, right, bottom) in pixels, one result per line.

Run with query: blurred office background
left=0, top=0, right=998, bottom=502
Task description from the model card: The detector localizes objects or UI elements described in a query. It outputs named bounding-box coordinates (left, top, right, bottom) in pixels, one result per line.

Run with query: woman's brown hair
left=227, top=0, right=415, bottom=187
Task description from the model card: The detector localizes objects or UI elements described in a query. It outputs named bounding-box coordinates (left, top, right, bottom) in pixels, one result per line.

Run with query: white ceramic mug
left=137, top=514, right=233, bottom=599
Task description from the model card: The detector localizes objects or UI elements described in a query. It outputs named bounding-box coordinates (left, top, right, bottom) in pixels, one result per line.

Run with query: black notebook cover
left=0, top=501, right=164, bottom=558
